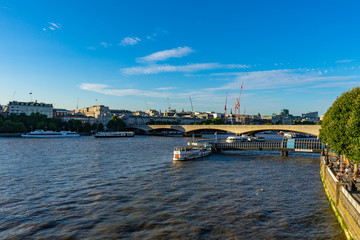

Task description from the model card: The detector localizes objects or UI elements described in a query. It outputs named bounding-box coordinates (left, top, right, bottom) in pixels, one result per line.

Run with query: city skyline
left=1, top=1, right=360, bottom=116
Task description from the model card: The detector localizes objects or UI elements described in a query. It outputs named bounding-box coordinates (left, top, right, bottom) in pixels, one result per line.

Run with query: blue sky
left=0, top=1, right=359, bottom=116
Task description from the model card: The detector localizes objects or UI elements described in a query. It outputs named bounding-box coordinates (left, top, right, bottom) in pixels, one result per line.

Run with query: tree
left=107, top=115, right=125, bottom=131
left=320, top=87, right=360, bottom=163
left=98, top=123, right=104, bottom=131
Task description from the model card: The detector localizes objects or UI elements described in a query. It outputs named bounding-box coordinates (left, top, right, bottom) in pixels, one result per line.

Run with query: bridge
left=130, top=124, right=321, bottom=137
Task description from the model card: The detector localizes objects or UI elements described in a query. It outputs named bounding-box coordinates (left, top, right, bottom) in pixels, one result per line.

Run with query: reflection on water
left=0, top=136, right=345, bottom=239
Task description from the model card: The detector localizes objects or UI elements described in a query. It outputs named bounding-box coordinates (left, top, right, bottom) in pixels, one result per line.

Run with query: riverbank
left=0, top=133, right=22, bottom=137
left=320, top=155, right=360, bottom=240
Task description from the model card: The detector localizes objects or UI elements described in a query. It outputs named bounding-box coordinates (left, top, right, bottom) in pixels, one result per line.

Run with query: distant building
left=5, top=101, right=53, bottom=118
left=146, top=109, right=160, bottom=117
left=79, top=105, right=113, bottom=125
left=60, top=112, right=96, bottom=125
left=79, top=105, right=111, bottom=118
left=302, top=112, right=319, bottom=122
left=53, top=108, right=72, bottom=118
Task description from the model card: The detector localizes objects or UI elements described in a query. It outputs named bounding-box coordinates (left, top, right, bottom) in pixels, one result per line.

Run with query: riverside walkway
left=327, top=154, right=360, bottom=203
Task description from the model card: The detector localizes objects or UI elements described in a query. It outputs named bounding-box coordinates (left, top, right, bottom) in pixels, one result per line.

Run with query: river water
left=0, top=135, right=345, bottom=239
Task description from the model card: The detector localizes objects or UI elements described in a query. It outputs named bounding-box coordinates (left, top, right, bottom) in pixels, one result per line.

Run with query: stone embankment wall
left=320, top=157, right=360, bottom=240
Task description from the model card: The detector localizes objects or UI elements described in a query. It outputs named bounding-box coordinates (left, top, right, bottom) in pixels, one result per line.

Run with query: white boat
left=21, top=130, right=80, bottom=138
left=173, top=146, right=211, bottom=161
left=247, top=136, right=265, bottom=142
left=225, top=136, right=247, bottom=143
left=94, top=131, right=134, bottom=138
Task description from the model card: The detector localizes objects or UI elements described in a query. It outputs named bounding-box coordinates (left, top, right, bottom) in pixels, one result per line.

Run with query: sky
left=0, top=0, right=359, bottom=116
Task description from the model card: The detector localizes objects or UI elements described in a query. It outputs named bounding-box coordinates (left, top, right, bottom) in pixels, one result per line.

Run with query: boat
left=277, top=131, right=284, bottom=135
left=173, top=146, right=211, bottom=161
left=21, top=130, right=80, bottom=138
left=94, top=131, right=134, bottom=138
left=225, top=136, right=247, bottom=143
left=247, top=136, right=265, bottom=142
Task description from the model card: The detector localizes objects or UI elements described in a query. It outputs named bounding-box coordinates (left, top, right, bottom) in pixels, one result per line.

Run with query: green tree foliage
left=320, top=87, right=360, bottom=163
left=0, top=112, right=96, bottom=133
left=107, top=115, right=126, bottom=131
left=0, top=120, right=26, bottom=133
left=98, top=123, right=104, bottom=131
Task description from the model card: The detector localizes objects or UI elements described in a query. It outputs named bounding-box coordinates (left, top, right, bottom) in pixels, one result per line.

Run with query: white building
left=5, top=101, right=53, bottom=118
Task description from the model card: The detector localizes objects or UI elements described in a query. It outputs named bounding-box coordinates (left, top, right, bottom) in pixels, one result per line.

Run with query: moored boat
left=94, top=131, right=134, bottom=138
left=225, top=136, right=247, bottom=143
left=173, top=146, right=211, bottom=161
left=21, top=130, right=80, bottom=138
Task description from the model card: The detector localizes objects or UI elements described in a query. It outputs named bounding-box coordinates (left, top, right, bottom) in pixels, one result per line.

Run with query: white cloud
left=206, top=69, right=360, bottom=91
left=336, top=59, right=356, bottom=63
left=80, top=83, right=168, bottom=98
left=119, top=37, right=141, bottom=46
left=49, top=22, right=61, bottom=29
left=100, top=42, right=111, bottom=48
left=137, top=46, right=193, bottom=62
left=87, top=46, right=96, bottom=51
left=155, top=87, right=176, bottom=90
left=122, top=63, right=249, bottom=75
left=44, top=22, right=61, bottom=31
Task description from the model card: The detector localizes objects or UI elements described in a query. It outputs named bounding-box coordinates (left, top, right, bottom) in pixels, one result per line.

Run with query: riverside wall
left=320, top=156, right=360, bottom=240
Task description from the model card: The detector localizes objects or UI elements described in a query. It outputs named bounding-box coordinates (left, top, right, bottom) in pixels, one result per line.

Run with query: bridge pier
left=280, top=150, right=288, bottom=157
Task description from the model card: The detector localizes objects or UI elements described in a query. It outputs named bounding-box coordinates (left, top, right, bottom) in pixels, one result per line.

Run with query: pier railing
left=188, top=138, right=324, bottom=154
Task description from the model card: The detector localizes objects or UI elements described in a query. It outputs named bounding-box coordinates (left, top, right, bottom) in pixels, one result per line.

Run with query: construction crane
left=238, top=80, right=244, bottom=117
left=167, top=97, right=171, bottom=110
left=231, top=80, right=244, bottom=121
left=145, top=101, right=150, bottom=110
left=232, top=93, right=239, bottom=119
left=224, top=92, right=228, bottom=123
left=189, top=96, right=194, bottom=112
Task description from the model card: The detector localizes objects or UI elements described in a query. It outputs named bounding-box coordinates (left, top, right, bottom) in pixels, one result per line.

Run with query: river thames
left=0, top=135, right=345, bottom=239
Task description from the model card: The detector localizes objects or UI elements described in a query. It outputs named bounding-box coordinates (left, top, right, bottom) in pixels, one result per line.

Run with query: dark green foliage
left=0, top=112, right=99, bottom=133
left=98, top=123, right=104, bottom=131
left=0, top=120, right=26, bottom=133
left=107, top=115, right=125, bottom=131
left=320, top=87, right=360, bottom=163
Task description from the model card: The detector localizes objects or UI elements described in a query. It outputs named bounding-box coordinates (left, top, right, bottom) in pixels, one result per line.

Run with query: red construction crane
left=224, top=92, right=228, bottom=122
left=232, top=93, right=239, bottom=119
left=238, top=80, right=244, bottom=117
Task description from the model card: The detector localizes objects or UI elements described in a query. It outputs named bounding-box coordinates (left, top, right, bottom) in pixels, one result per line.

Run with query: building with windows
left=4, top=101, right=53, bottom=118
left=302, top=111, right=319, bottom=122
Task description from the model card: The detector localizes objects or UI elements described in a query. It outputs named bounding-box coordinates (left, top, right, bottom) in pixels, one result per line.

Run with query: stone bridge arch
left=130, top=125, right=321, bottom=137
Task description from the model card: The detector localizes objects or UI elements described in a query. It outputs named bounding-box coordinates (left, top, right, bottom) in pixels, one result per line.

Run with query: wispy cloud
left=137, top=46, right=193, bottom=62
left=206, top=69, right=359, bottom=91
left=336, top=59, right=356, bottom=63
left=43, top=22, right=62, bottom=31
left=100, top=42, right=112, bottom=48
left=87, top=46, right=96, bottom=51
left=119, top=37, right=141, bottom=46
left=122, top=63, right=249, bottom=75
left=155, top=87, right=177, bottom=90
left=80, top=83, right=168, bottom=98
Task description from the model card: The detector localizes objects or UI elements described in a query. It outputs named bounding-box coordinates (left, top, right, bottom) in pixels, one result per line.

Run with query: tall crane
left=145, top=101, right=150, bottom=110
left=232, top=93, right=239, bottom=119
left=167, top=97, right=171, bottom=110
left=189, top=96, right=194, bottom=112
left=238, top=80, right=244, bottom=117
left=224, top=92, right=228, bottom=123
